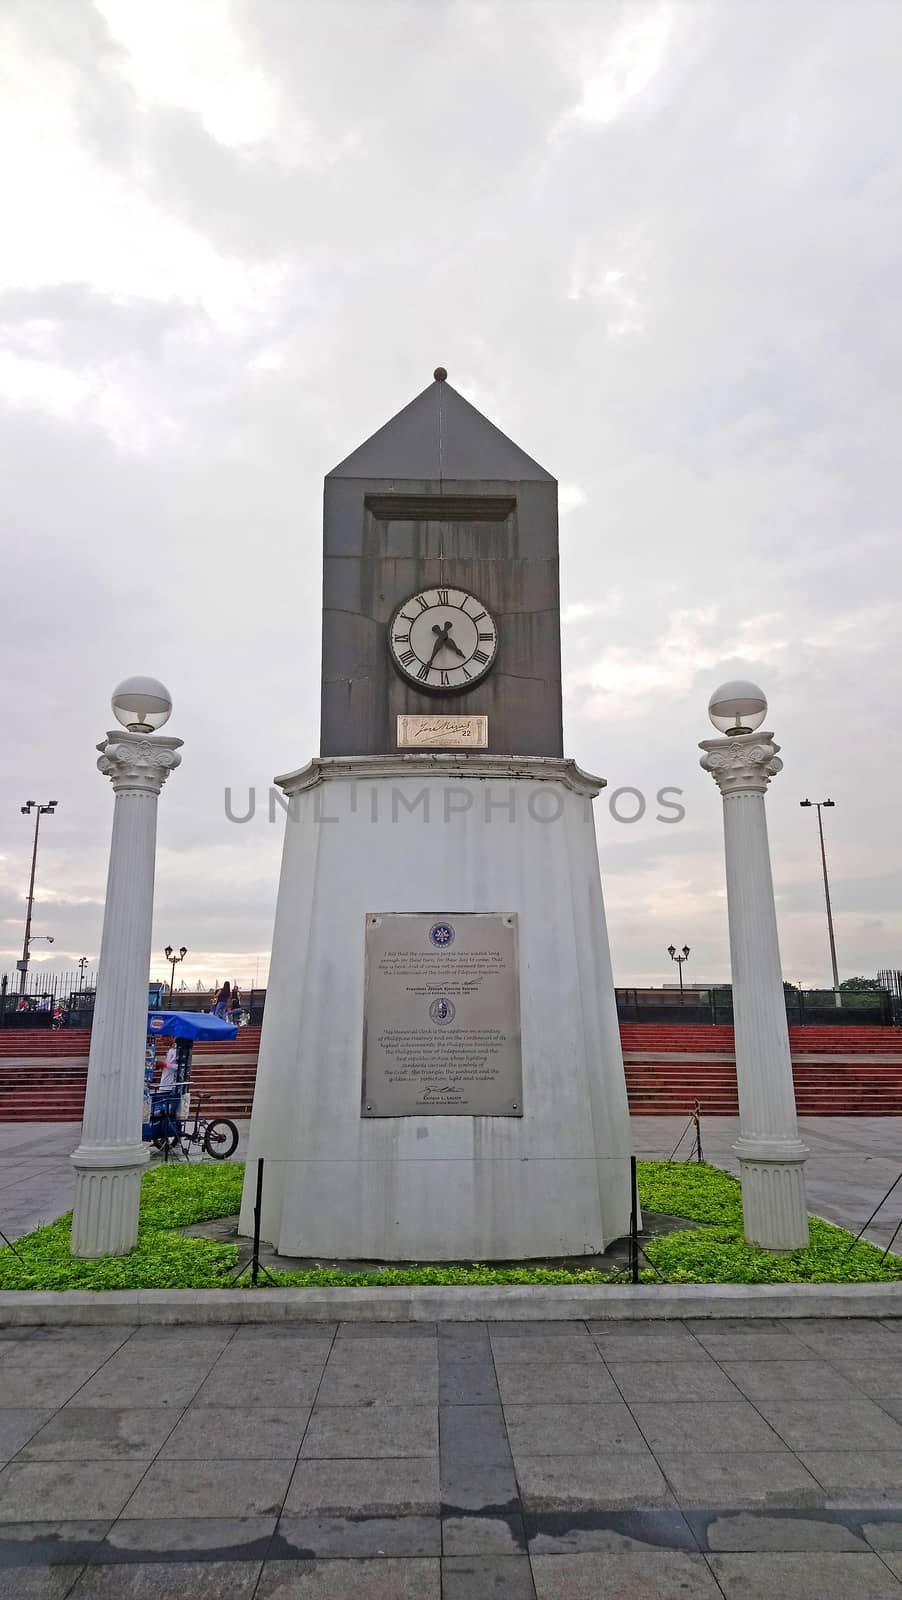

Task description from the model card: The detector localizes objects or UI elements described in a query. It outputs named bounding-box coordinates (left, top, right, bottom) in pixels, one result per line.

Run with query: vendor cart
left=143, top=1009, right=239, bottom=1159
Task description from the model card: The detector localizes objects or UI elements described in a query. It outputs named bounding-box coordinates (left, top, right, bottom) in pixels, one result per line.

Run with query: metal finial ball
left=433, top=367, right=447, bottom=381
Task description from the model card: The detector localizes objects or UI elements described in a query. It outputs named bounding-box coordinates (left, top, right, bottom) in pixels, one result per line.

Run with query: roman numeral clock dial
left=388, top=588, right=498, bottom=694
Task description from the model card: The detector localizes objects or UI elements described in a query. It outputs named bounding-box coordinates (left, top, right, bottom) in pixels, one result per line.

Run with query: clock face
left=389, top=587, right=499, bottom=693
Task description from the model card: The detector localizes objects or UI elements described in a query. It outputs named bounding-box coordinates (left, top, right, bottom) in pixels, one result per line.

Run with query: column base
left=733, top=1137, right=809, bottom=1251
left=70, top=1145, right=148, bottom=1259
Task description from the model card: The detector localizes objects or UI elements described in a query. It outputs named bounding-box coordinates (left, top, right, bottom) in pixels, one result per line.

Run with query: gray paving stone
left=0, top=1568, right=83, bottom=1599
left=0, top=1369, right=101, bottom=1410
left=0, top=1410, right=53, bottom=1462
left=161, top=1406, right=309, bottom=1461
left=121, top=1328, right=237, bottom=1352
left=527, top=1507, right=698, bottom=1555
left=274, top=1515, right=440, bottom=1557
left=606, top=1360, right=739, bottom=1403
left=505, top=1403, right=647, bottom=1458
left=0, top=1459, right=147, bottom=1524
left=630, top=1400, right=786, bottom=1455
left=655, top=1450, right=825, bottom=1509
left=69, top=1562, right=262, bottom=1596
left=440, top=1406, right=511, bottom=1466
left=64, top=1371, right=206, bottom=1411
left=490, top=1323, right=591, bottom=1340
left=683, top=1319, right=796, bottom=1337
left=860, top=1516, right=902, bottom=1550
left=94, top=1517, right=276, bottom=1562
left=834, top=1360, right=902, bottom=1399
left=441, top=1459, right=518, bottom=1515
left=439, top=1359, right=500, bottom=1406
left=755, top=1399, right=902, bottom=1452
left=0, top=1522, right=109, bottom=1567
left=799, top=1451, right=902, bottom=1501
left=20, top=1409, right=180, bottom=1462
left=121, top=1459, right=294, bottom=1519
left=721, top=1359, right=860, bottom=1402
left=531, top=1550, right=722, bottom=1597
left=336, top=1324, right=436, bottom=1340
left=515, top=1453, right=674, bottom=1512
left=230, top=1326, right=336, bottom=1344
left=489, top=1338, right=600, bottom=1365
left=790, top=1321, right=902, bottom=1359
left=496, top=1362, right=619, bottom=1406
left=689, top=1331, right=812, bottom=1361
left=301, top=1404, right=437, bottom=1459
left=441, top=1514, right=526, bottom=1554
left=707, top=1550, right=902, bottom=1597
left=694, top=1510, right=868, bottom=1551
left=441, top=1554, right=535, bottom=1597
left=884, top=1555, right=902, bottom=1580
left=254, top=1556, right=440, bottom=1597
left=590, top=1330, right=704, bottom=1362
left=284, top=1458, right=439, bottom=1516
left=315, top=1363, right=436, bottom=1408
left=192, top=1362, right=324, bottom=1409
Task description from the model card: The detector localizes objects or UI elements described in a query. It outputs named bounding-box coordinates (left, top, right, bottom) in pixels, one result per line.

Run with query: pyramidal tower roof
left=327, top=369, right=554, bottom=482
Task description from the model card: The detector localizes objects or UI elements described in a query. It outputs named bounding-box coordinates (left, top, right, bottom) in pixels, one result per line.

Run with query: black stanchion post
left=694, top=1100, right=704, bottom=1164
left=629, top=1154, right=639, bottom=1284
left=252, top=1157, right=264, bottom=1288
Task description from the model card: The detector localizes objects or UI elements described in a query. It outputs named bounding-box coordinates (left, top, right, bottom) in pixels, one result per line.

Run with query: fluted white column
left=699, top=732, right=809, bottom=1249
left=70, top=731, right=182, bottom=1257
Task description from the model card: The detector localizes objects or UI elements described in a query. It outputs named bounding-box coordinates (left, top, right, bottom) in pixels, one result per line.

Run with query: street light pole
left=19, top=801, right=58, bottom=996
left=800, top=799, right=840, bottom=1007
left=164, top=944, right=188, bottom=1002
left=668, top=943, right=690, bottom=1000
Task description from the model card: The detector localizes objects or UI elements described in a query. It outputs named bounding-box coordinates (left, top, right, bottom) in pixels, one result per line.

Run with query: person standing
left=213, top=980, right=230, bottom=1020
left=229, top=982, right=241, bottom=1023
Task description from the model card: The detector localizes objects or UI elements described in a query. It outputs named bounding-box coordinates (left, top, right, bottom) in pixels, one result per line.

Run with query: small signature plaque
left=397, top=714, right=488, bottom=749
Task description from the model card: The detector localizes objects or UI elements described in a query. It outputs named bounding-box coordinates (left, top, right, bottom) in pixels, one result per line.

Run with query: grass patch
left=638, top=1160, right=902, bottom=1285
left=0, top=1158, right=899, bottom=1289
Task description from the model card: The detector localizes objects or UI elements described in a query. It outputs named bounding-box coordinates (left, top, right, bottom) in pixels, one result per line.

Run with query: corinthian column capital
left=96, top=730, right=183, bottom=796
left=699, top=732, right=782, bottom=797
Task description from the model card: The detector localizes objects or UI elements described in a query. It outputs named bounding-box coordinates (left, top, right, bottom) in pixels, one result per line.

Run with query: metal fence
left=616, top=986, right=896, bottom=1027
left=0, top=970, right=266, bottom=1029
left=2, top=970, right=897, bottom=1032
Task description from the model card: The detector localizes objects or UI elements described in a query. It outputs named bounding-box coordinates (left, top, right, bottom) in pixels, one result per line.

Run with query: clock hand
left=428, top=621, right=452, bottom=665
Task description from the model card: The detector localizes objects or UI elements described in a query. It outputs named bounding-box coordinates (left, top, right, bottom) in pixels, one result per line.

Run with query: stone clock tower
left=321, top=368, right=562, bottom=758
left=241, top=372, right=634, bottom=1261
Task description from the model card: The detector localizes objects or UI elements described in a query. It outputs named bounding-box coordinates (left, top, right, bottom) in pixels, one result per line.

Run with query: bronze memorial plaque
left=362, top=912, right=522, bottom=1116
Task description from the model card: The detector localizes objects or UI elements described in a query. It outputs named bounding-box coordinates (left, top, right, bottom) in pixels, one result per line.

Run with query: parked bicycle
left=151, top=1092, right=239, bottom=1161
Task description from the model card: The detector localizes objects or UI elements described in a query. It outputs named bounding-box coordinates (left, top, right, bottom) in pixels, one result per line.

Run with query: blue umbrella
left=146, top=1010, right=238, bottom=1041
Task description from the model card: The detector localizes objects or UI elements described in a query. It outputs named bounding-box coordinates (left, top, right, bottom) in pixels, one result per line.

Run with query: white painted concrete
left=241, top=754, right=634, bottom=1260
left=700, top=731, right=809, bottom=1249
left=70, top=730, right=182, bottom=1258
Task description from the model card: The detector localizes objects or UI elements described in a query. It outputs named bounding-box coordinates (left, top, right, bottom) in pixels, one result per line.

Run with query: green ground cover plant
left=0, top=1158, right=898, bottom=1289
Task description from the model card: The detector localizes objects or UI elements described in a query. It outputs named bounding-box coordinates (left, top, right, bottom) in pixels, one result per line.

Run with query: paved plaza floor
left=4, top=1118, right=902, bottom=1250
left=2, top=1317, right=902, bottom=1594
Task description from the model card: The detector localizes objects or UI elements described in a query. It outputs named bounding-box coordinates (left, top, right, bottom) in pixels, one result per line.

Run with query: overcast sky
left=2, top=0, right=901, bottom=992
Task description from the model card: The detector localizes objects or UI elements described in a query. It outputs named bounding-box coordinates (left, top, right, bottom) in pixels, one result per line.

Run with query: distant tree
left=840, top=976, right=885, bottom=992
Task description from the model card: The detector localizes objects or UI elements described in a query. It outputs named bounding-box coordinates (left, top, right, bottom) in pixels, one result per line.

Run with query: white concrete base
left=240, top=755, right=634, bottom=1260
left=735, top=1137, right=810, bottom=1250
left=70, top=1146, right=147, bottom=1258
left=2, top=1281, right=902, bottom=1325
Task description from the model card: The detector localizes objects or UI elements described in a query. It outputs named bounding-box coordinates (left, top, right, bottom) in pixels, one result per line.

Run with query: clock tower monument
left=241, top=372, right=633, bottom=1260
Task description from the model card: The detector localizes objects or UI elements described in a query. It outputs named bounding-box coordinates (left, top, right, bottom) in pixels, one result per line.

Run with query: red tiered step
left=1, top=1023, right=901, bottom=1121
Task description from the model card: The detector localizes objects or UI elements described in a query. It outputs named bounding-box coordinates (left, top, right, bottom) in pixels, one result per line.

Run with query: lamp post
left=700, top=679, right=809, bottom=1250
left=164, top=945, right=188, bottom=1001
left=77, top=956, right=88, bottom=993
left=800, top=799, right=841, bottom=1008
left=667, top=943, right=690, bottom=999
left=18, top=800, right=58, bottom=995
left=70, top=677, right=182, bottom=1259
